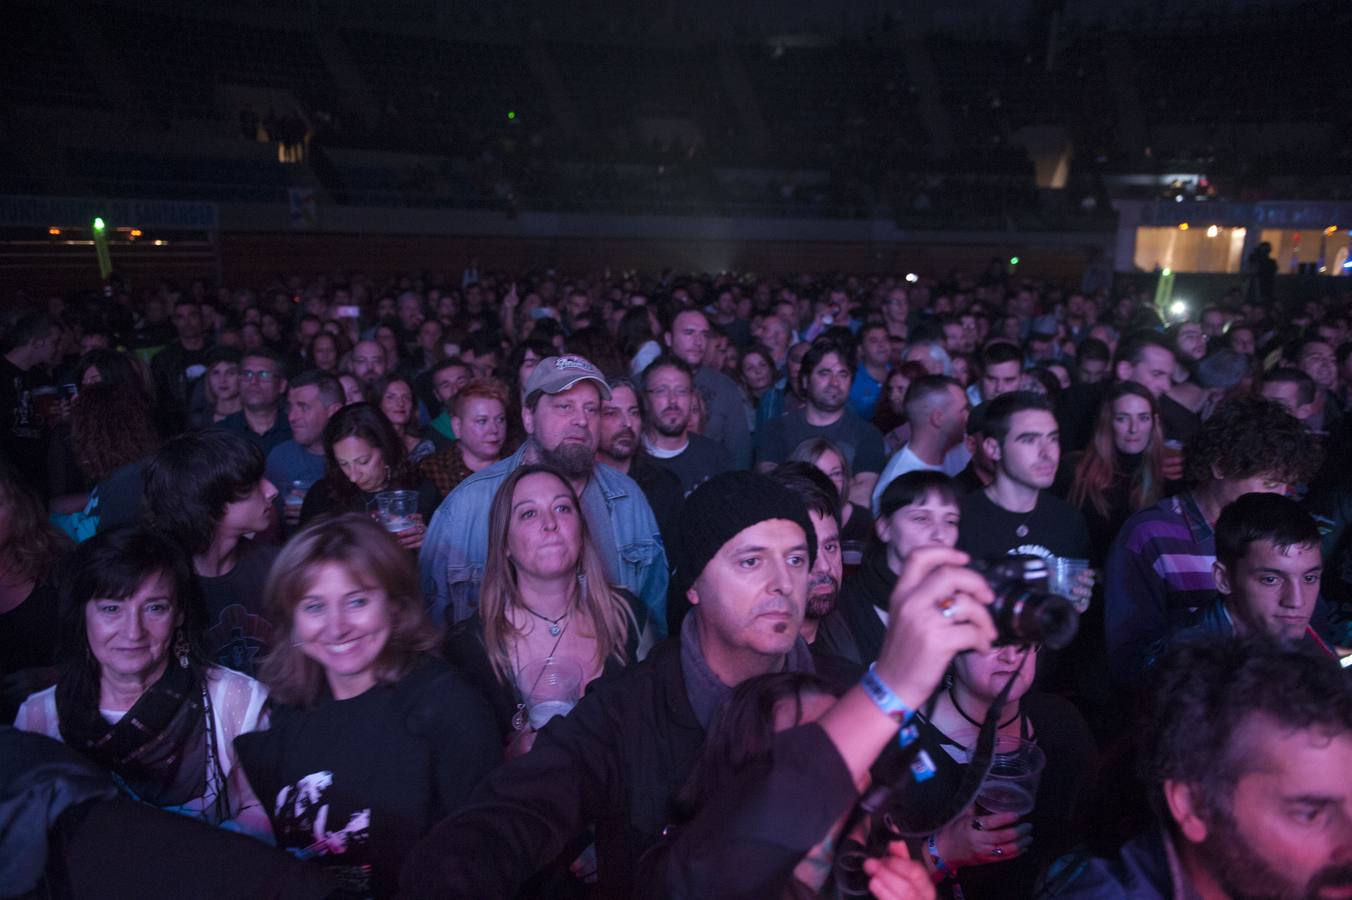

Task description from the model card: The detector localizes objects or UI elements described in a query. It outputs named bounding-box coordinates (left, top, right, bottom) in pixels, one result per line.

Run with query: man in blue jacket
left=420, top=355, right=668, bottom=632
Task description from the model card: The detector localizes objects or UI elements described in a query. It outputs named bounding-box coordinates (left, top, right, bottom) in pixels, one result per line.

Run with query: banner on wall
left=0, top=195, right=219, bottom=229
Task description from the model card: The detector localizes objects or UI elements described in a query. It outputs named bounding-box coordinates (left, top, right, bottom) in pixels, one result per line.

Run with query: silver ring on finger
left=937, top=596, right=957, bottom=618
left=991, top=846, right=1005, bottom=857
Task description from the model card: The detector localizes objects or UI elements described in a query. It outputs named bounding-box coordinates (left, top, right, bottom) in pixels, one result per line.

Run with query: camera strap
left=861, top=651, right=1031, bottom=838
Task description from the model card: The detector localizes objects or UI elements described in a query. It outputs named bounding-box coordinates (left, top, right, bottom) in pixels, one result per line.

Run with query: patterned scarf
left=57, top=660, right=209, bottom=808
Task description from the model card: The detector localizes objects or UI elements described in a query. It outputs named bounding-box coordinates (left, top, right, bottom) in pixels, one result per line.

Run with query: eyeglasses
left=240, top=369, right=277, bottom=382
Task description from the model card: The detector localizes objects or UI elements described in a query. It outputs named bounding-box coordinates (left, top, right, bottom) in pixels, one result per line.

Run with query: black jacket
left=400, top=638, right=706, bottom=900
left=817, top=546, right=894, bottom=667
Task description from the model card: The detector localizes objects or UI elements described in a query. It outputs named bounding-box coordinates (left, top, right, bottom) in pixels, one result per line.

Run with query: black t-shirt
left=234, top=657, right=501, bottom=898
left=197, top=539, right=279, bottom=677
left=957, top=489, right=1091, bottom=563
left=0, top=581, right=59, bottom=723
left=754, top=407, right=887, bottom=473
left=646, top=433, right=733, bottom=497
left=0, top=357, right=52, bottom=490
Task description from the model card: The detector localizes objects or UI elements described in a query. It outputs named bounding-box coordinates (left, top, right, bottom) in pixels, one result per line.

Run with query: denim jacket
left=419, top=444, right=668, bottom=635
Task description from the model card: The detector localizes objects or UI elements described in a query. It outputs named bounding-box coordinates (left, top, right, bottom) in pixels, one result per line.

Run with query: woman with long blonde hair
left=1066, top=381, right=1165, bottom=565
left=444, top=463, right=652, bottom=755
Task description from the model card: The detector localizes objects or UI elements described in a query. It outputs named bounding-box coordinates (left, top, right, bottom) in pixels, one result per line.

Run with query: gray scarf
left=679, top=611, right=816, bottom=730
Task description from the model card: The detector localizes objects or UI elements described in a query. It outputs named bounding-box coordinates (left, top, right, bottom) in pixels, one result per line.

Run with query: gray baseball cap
left=523, top=355, right=612, bottom=406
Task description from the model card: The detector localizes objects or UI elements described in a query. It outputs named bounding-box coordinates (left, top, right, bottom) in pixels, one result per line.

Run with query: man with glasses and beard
left=1048, top=637, right=1352, bottom=898
left=639, top=354, right=732, bottom=497
left=421, top=355, right=669, bottom=634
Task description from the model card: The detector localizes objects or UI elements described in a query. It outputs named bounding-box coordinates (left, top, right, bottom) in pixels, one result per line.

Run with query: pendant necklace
left=520, top=601, right=571, bottom=636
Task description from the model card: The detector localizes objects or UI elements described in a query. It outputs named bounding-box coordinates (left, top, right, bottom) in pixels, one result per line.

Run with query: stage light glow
left=1178, top=223, right=1189, bottom=231
left=1169, top=300, right=1188, bottom=318
left=47, top=227, right=60, bottom=236
left=507, top=111, right=516, bottom=120
left=92, top=217, right=105, bottom=232
left=1206, top=225, right=1219, bottom=237
left=905, top=273, right=919, bottom=283
left=129, top=228, right=143, bottom=238
left=1009, top=256, right=1020, bottom=265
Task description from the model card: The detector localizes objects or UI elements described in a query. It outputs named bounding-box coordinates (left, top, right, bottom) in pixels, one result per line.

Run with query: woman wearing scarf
left=14, top=524, right=271, bottom=840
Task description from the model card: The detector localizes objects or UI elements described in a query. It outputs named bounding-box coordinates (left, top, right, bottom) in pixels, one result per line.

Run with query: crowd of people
left=2, top=263, right=1350, bottom=898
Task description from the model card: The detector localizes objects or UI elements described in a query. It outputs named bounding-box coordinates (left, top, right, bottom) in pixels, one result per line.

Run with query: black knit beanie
left=670, top=470, right=818, bottom=600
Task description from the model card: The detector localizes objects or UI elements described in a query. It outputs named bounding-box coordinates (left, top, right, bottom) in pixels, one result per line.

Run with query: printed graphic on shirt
left=205, top=603, right=273, bottom=676
left=275, top=770, right=373, bottom=892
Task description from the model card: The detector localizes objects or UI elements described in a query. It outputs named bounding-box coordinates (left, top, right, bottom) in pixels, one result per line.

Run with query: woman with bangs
left=236, top=514, right=500, bottom=898
left=15, top=524, right=271, bottom=839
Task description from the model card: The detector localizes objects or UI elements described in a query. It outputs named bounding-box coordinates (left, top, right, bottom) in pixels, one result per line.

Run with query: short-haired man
left=419, top=377, right=509, bottom=499
left=346, top=338, right=389, bottom=388
left=421, top=355, right=668, bottom=632
left=150, top=298, right=213, bottom=428
left=219, top=348, right=291, bottom=456
left=1105, top=394, right=1319, bottom=685
left=966, top=340, right=1024, bottom=408
left=0, top=312, right=60, bottom=487
left=425, top=357, right=473, bottom=449
left=957, top=391, right=1091, bottom=563
left=664, top=308, right=753, bottom=469
left=1146, top=493, right=1331, bottom=667
left=768, top=462, right=844, bottom=649
left=595, top=375, right=684, bottom=560
left=1075, top=337, right=1111, bottom=385
left=1258, top=368, right=1318, bottom=426
left=1051, top=638, right=1352, bottom=898
left=871, top=374, right=971, bottom=513
left=1294, top=337, right=1343, bottom=433
left=847, top=323, right=891, bottom=420
left=640, top=354, right=732, bottom=496
left=265, top=370, right=344, bottom=528
left=755, top=339, right=887, bottom=507
left=144, top=430, right=279, bottom=675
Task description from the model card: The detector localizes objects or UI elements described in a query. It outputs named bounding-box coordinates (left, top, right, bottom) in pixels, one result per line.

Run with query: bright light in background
left=1162, top=267, right=1172, bottom=276
left=1169, top=299, right=1189, bottom=318
left=1009, top=256, right=1020, bottom=266
left=92, top=217, right=105, bottom=232
left=1325, top=225, right=1339, bottom=235
left=1175, top=195, right=1184, bottom=202
left=129, top=228, right=143, bottom=238
left=507, top=111, right=516, bottom=120
left=47, top=227, right=60, bottom=236
left=1178, top=222, right=1189, bottom=231
left=1206, top=225, right=1219, bottom=238
left=905, top=272, right=919, bottom=283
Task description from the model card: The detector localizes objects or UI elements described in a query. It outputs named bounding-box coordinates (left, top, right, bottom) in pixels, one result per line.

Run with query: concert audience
left=7, top=263, right=1352, bottom=899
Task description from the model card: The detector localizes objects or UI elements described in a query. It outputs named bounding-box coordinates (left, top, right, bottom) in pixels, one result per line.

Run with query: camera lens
left=970, top=556, right=1080, bottom=650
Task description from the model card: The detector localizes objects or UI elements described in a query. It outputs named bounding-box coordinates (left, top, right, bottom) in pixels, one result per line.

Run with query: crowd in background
left=1, top=261, right=1350, bottom=898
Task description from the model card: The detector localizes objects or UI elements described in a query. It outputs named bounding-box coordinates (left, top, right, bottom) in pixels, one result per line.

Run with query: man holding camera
left=401, top=470, right=1003, bottom=899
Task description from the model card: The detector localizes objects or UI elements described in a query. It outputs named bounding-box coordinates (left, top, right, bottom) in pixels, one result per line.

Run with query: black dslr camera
left=968, top=556, right=1079, bottom=650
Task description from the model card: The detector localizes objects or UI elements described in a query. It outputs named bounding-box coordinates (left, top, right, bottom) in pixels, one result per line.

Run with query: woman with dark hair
left=375, top=373, right=435, bottom=463
left=74, top=348, right=152, bottom=398
left=15, top=524, right=270, bottom=838
left=144, top=430, right=280, bottom=676
left=875, top=361, right=931, bottom=455
left=618, top=305, right=662, bottom=376
left=237, top=514, right=500, bottom=896
left=444, top=464, right=651, bottom=752
left=738, top=343, right=778, bottom=426
left=903, top=643, right=1095, bottom=900
left=0, top=463, right=71, bottom=723
left=306, top=331, right=347, bottom=375
left=298, top=403, right=438, bottom=548
left=500, top=336, right=557, bottom=453
left=60, top=383, right=164, bottom=537
left=1063, top=382, right=1164, bottom=566
left=188, top=347, right=243, bottom=428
